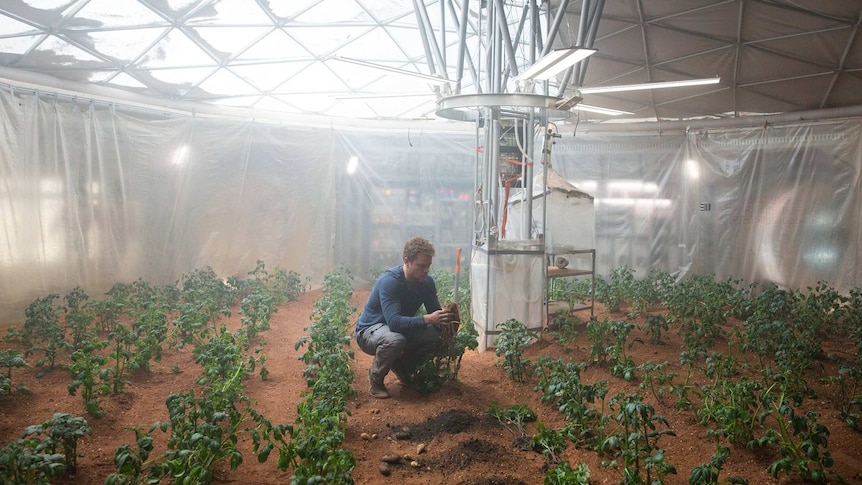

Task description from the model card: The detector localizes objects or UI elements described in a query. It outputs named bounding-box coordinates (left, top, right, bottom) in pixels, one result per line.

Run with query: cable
left=572, top=110, right=581, bottom=137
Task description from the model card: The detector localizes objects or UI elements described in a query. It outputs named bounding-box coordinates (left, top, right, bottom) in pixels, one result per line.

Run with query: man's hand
left=424, top=309, right=453, bottom=325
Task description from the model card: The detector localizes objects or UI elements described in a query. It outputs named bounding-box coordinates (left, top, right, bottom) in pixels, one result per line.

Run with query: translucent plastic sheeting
left=0, top=86, right=478, bottom=324
left=3, top=83, right=862, bottom=325
left=552, top=119, right=862, bottom=291
left=0, top=89, right=335, bottom=323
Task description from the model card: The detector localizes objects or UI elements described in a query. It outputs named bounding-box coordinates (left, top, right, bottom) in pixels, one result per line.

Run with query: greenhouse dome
left=3, top=3, right=862, bottom=485
left=2, top=0, right=862, bottom=321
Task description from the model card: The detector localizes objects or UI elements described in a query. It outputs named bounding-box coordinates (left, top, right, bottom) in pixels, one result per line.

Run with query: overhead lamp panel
left=515, top=47, right=597, bottom=82
left=578, top=77, right=721, bottom=94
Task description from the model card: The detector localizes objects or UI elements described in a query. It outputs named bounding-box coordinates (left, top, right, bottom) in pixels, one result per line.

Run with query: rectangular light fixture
left=578, top=77, right=721, bottom=94
left=515, top=47, right=597, bottom=81
left=333, top=92, right=437, bottom=100
left=329, top=56, right=450, bottom=84
left=575, top=104, right=634, bottom=116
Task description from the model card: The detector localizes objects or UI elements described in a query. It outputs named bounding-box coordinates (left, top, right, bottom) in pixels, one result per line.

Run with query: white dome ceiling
left=1, top=0, right=861, bottom=123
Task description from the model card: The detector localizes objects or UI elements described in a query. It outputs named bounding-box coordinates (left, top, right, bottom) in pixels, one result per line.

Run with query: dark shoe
left=369, top=368, right=390, bottom=399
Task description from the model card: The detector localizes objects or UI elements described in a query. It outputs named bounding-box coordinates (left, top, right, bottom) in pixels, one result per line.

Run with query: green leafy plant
left=533, top=356, right=608, bottom=448
left=531, top=422, right=569, bottom=465
left=826, top=364, right=862, bottom=429
left=638, top=360, right=675, bottom=403
left=268, top=267, right=309, bottom=304
left=131, top=301, right=169, bottom=372
left=761, top=391, right=837, bottom=483
left=158, top=390, right=247, bottom=484
left=494, top=318, right=536, bottom=382
left=67, top=339, right=109, bottom=417
left=105, top=425, right=156, bottom=485
left=21, top=294, right=70, bottom=372
left=629, top=269, right=674, bottom=315
left=586, top=317, right=613, bottom=365
left=670, top=350, right=701, bottom=412
left=0, top=435, right=65, bottom=484
left=63, top=287, right=94, bottom=350
left=88, top=283, right=129, bottom=334
left=549, top=310, right=582, bottom=347
left=607, top=319, right=641, bottom=381
left=485, top=402, right=537, bottom=440
left=0, top=348, right=29, bottom=395
left=106, top=323, right=136, bottom=395
left=697, top=377, right=769, bottom=446
left=172, top=267, right=233, bottom=347
left=641, top=314, right=669, bottom=345
left=689, top=432, right=748, bottom=485
left=23, top=413, right=92, bottom=475
left=665, top=275, right=735, bottom=355
left=600, top=393, right=677, bottom=485
left=544, top=462, right=590, bottom=485
left=594, top=266, right=635, bottom=313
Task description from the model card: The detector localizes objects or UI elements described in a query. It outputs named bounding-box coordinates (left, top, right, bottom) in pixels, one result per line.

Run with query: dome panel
left=135, top=29, right=215, bottom=68
left=69, top=0, right=166, bottom=28
left=295, top=0, right=371, bottom=23
left=87, top=28, right=168, bottom=63
left=185, top=0, right=272, bottom=26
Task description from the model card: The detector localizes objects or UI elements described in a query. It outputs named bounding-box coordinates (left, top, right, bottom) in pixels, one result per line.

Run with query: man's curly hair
left=403, top=237, right=435, bottom=262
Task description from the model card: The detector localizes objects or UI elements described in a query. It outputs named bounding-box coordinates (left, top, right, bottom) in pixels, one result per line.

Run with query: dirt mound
left=392, top=409, right=480, bottom=442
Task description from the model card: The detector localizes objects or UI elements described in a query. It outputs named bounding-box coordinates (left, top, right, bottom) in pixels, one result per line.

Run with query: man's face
left=403, top=253, right=433, bottom=283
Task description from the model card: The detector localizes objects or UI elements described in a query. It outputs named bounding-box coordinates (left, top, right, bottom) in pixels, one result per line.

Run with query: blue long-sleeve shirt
left=355, top=265, right=442, bottom=333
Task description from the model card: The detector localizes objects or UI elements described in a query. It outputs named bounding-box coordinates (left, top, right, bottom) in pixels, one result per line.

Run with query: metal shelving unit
left=545, top=248, right=596, bottom=324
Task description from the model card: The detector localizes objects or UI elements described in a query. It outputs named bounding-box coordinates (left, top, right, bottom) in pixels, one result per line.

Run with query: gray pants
left=356, top=323, right=441, bottom=383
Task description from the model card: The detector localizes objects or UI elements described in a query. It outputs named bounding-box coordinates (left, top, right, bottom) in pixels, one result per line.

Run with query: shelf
left=545, top=248, right=596, bottom=322
left=547, top=267, right=593, bottom=278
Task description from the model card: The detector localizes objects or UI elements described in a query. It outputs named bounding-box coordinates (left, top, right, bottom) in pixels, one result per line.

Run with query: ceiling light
left=515, top=47, right=597, bottom=82
left=575, top=104, right=634, bottom=116
left=330, top=56, right=450, bottom=84
left=578, top=77, right=720, bottom=94
left=333, top=92, right=437, bottom=100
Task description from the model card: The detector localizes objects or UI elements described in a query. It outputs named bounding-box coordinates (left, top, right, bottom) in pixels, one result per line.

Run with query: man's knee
left=379, top=331, right=407, bottom=349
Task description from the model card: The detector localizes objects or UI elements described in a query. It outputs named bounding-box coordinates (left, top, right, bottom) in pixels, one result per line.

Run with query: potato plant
left=0, top=348, right=29, bottom=395
left=67, top=339, right=109, bottom=417
left=689, top=432, right=747, bottom=485
left=131, top=301, right=169, bottom=372
left=494, top=318, right=536, bottom=382
left=531, top=422, right=569, bottom=465
left=0, top=413, right=91, bottom=482
left=407, top=270, right=478, bottom=396
left=533, top=356, right=608, bottom=448
left=0, top=435, right=65, bottom=484
left=759, top=390, right=837, bottom=483
left=63, top=287, right=94, bottom=350
left=599, top=392, right=677, bottom=485
left=19, top=294, right=70, bottom=372
left=545, top=462, right=590, bottom=485
left=485, top=401, right=537, bottom=439
left=172, top=267, right=234, bottom=347
left=24, top=413, right=92, bottom=475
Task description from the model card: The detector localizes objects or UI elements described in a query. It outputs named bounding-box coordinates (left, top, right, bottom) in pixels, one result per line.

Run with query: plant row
left=289, top=269, right=359, bottom=484
left=103, top=262, right=305, bottom=484
left=502, top=269, right=862, bottom=484
left=0, top=261, right=307, bottom=484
